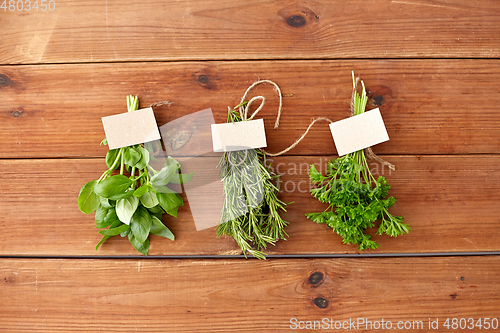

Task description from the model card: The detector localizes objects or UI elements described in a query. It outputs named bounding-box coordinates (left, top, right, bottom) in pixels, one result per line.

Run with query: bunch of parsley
left=305, top=76, right=410, bottom=250
left=78, top=96, right=192, bottom=255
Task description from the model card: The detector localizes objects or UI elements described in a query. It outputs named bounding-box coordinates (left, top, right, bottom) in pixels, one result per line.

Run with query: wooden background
left=1, top=0, right=499, bottom=331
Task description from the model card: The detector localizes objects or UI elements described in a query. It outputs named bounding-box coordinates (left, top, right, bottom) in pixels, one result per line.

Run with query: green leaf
left=78, top=180, right=100, bottom=214
left=305, top=212, right=328, bottom=224
left=309, top=165, right=325, bottom=184
left=116, top=196, right=139, bottom=225
left=134, top=147, right=150, bottom=170
left=150, top=165, right=177, bottom=187
left=95, top=220, right=121, bottom=250
left=99, top=197, right=114, bottom=209
left=105, top=149, right=120, bottom=170
left=124, top=147, right=141, bottom=167
left=120, top=229, right=130, bottom=237
left=95, top=205, right=108, bottom=225
left=95, top=235, right=110, bottom=251
left=163, top=156, right=180, bottom=168
left=109, top=190, right=134, bottom=201
left=100, top=138, right=108, bottom=146
left=133, top=185, right=150, bottom=197
left=128, top=232, right=149, bottom=255
left=130, top=206, right=152, bottom=244
left=166, top=206, right=179, bottom=217
left=151, top=216, right=174, bottom=241
left=99, top=223, right=130, bottom=236
left=157, top=191, right=183, bottom=213
left=148, top=205, right=164, bottom=214
left=95, top=207, right=119, bottom=229
left=382, top=196, right=397, bottom=209
left=147, top=205, right=165, bottom=220
left=140, top=190, right=159, bottom=208
left=169, top=172, right=194, bottom=185
left=151, top=184, right=177, bottom=193
left=94, top=175, right=133, bottom=200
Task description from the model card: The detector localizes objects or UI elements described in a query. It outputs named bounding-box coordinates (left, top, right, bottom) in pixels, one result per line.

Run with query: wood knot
left=197, top=75, right=209, bottom=84
left=279, top=4, right=320, bottom=30
left=0, top=74, right=12, bottom=87
left=367, top=85, right=393, bottom=109
left=313, top=297, right=329, bottom=309
left=170, top=130, right=192, bottom=151
left=287, top=15, right=306, bottom=28
left=371, top=94, right=385, bottom=107
left=11, top=110, right=23, bottom=118
left=308, top=272, right=325, bottom=286
left=195, top=73, right=217, bottom=90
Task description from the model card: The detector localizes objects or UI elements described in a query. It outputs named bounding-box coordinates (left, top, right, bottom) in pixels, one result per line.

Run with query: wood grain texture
left=1, top=60, right=499, bottom=158
left=1, top=257, right=499, bottom=332
left=1, top=155, right=498, bottom=256
left=1, top=0, right=499, bottom=64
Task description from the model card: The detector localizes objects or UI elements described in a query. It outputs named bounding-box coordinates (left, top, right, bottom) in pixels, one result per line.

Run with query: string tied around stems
left=234, top=78, right=396, bottom=170
left=233, top=80, right=334, bottom=157
left=350, top=74, right=395, bottom=171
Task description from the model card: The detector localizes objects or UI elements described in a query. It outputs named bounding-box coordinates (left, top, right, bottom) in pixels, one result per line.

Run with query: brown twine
left=149, top=101, right=173, bottom=108
left=236, top=80, right=334, bottom=157
left=235, top=78, right=396, bottom=171
left=238, top=80, right=282, bottom=128
left=265, top=117, right=334, bottom=157
left=234, top=80, right=312, bottom=157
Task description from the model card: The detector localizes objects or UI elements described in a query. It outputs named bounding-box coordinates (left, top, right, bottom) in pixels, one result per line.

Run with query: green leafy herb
left=216, top=105, right=289, bottom=260
left=305, top=73, right=410, bottom=250
left=77, top=95, right=191, bottom=255
left=78, top=180, right=100, bottom=214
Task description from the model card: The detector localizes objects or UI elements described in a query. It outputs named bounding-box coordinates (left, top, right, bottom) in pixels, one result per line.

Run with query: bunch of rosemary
left=216, top=104, right=289, bottom=259
left=305, top=75, right=410, bottom=250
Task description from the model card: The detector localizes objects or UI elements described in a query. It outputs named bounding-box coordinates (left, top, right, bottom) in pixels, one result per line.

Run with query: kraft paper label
left=102, top=107, right=161, bottom=150
left=329, top=108, right=389, bottom=156
left=211, top=119, right=267, bottom=152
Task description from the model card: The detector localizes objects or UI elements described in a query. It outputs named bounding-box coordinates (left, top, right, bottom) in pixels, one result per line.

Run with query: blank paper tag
left=211, top=119, right=267, bottom=152
left=102, top=107, right=161, bottom=150
left=329, top=108, right=389, bottom=156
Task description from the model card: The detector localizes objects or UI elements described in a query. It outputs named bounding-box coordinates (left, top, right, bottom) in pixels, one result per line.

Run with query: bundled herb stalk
left=305, top=74, right=410, bottom=250
left=78, top=95, right=192, bottom=255
left=216, top=104, right=289, bottom=260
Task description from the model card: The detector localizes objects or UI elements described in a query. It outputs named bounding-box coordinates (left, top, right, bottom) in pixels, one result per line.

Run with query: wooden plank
left=1, top=60, right=499, bottom=158
left=1, top=0, right=499, bottom=64
left=1, top=155, right=498, bottom=256
left=1, top=257, right=499, bottom=332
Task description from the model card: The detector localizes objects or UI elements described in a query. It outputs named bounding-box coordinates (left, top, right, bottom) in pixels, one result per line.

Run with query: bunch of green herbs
left=305, top=76, right=410, bottom=250
left=77, top=95, right=192, bottom=255
left=216, top=104, right=289, bottom=259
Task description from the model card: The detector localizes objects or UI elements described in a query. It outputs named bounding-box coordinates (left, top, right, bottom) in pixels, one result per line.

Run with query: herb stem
left=120, top=149, right=125, bottom=175
left=111, top=148, right=124, bottom=171
left=131, top=167, right=136, bottom=189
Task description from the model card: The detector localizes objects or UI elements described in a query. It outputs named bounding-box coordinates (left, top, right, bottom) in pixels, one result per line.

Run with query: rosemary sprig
left=216, top=106, right=289, bottom=260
